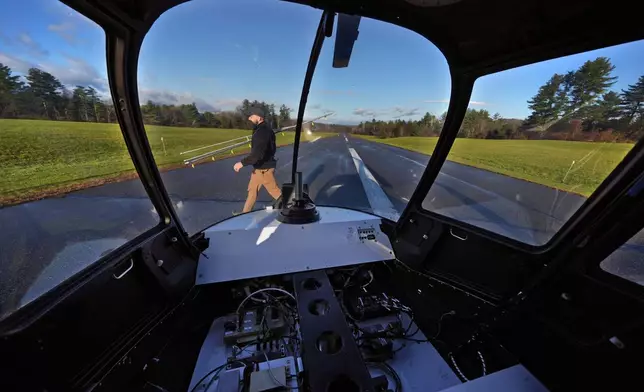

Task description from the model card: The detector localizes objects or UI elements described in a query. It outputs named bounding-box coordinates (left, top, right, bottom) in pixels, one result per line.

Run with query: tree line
left=0, top=63, right=294, bottom=130
left=0, top=64, right=118, bottom=123
left=352, top=109, right=523, bottom=140
left=351, top=57, right=644, bottom=142
left=524, top=57, right=643, bottom=141
left=141, top=99, right=292, bottom=130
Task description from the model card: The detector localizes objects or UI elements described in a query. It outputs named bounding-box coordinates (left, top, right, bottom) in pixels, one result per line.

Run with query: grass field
left=355, top=135, right=634, bottom=196
left=0, top=119, right=333, bottom=204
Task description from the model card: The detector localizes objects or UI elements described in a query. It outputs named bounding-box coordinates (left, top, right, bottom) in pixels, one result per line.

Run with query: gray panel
left=438, top=364, right=549, bottom=392
left=360, top=314, right=462, bottom=392
left=196, top=208, right=393, bottom=285
left=215, top=370, right=240, bottom=392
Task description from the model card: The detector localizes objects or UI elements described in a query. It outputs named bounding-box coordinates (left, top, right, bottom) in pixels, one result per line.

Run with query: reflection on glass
left=0, top=1, right=157, bottom=319
left=140, top=0, right=450, bottom=233
left=601, top=227, right=644, bottom=287
left=418, top=40, right=644, bottom=246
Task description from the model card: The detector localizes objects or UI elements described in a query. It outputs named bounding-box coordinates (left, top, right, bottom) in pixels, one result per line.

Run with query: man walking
left=233, top=105, right=282, bottom=213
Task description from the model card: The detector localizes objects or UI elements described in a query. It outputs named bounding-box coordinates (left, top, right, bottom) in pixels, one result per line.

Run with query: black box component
left=223, top=307, right=288, bottom=345
left=358, top=323, right=397, bottom=362
left=292, top=270, right=377, bottom=392
left=348, top=293, right=396, bottom=320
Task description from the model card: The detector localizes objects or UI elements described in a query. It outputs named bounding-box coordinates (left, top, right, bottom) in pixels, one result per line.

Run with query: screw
left=171, top=237, right=178, bottom=243
left=422, top=234, right=428, bottom=240
left=157, top=259, right=164, bottom=267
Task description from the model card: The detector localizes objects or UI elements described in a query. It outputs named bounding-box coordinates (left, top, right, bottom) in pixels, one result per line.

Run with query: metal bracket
left=450, top=227, right=468, bottom=241
left=112, top=259, right=134, bottom=280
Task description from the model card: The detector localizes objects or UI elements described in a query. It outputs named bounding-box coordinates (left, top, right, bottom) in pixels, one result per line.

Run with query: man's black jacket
left=241, top=121, right=277, bottom=169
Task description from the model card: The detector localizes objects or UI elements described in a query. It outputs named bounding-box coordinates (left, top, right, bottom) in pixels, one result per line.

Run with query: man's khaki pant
left=243, top=168, right=282, bottom=213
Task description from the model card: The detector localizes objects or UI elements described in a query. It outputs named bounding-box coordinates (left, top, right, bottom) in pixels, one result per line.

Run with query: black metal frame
left=292, top=270, right=376, bottom=392
left=290, top=11, right=332, bottom=183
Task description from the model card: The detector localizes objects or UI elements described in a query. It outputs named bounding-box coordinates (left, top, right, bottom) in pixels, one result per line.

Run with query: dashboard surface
left=196, top=207, right=394, bottom=285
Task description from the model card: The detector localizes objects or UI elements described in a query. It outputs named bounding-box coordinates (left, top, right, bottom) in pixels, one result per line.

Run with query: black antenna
left=290, top=11, right=331, bottom=184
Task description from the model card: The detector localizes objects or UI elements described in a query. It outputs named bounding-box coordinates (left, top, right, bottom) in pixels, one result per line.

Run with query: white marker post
left=562, top=160, right=575, bottom=184
left=161, top=137, right=167, bottom=156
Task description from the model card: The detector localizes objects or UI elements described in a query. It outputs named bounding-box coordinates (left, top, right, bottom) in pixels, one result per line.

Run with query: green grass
left=0, top=119, right=334, bottom=204
left=355, top=135, right=634, bottom=196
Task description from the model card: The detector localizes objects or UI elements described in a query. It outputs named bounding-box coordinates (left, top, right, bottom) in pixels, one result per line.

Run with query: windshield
left=419, top=39, right=644, bottom=246
left=140, top=0, right=450, bottom=233
left=0, top=1, right=158, bottom=320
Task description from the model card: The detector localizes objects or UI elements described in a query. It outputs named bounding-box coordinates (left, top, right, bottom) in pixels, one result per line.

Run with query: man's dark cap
left=248, top=105, right=265, bottom=118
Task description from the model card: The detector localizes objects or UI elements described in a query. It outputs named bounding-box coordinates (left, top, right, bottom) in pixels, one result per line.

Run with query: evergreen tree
left=619, top=75, right=644, bottom=124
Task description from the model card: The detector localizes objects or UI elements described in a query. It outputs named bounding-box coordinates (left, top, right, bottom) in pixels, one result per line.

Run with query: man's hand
left=233, top=162, right=244, bottom=172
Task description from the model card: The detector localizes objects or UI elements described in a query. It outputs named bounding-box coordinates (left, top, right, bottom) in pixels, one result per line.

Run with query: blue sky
left=2, top=0, right=643, bottom=124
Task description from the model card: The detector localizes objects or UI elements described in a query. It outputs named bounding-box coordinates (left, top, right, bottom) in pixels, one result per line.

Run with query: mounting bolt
left=157, top=259, right=164, bottom=267
left=409, top=219, right=415, bottom=223
left=171, top=237, right=178, bottom=243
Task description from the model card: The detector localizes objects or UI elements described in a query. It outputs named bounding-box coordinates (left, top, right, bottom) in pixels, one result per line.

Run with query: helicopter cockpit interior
left=1, top=0, right=644, bottom=391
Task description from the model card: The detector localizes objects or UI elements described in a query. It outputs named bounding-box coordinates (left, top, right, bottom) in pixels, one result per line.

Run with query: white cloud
left=0, top=52, right=108, bottom=93
left=48, top=22, right=78, bottom=44
left=0, top=52, right=34, bottom=73
left=215, top=98, right=243, bottom=109
left=353, top=106, right=420, bottom=119
left=392, top=107, right=420, bottom=118
left=40, top=56, right=108, bottom=93
left=138, top=89, right=243, bottom=112
left=18, top=33, right=49, bottom=57
left=353, top=108, right=378, bottom=117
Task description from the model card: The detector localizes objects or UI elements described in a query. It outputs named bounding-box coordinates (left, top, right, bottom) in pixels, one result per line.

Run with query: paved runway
left=1, top=135, right=641, bottom=317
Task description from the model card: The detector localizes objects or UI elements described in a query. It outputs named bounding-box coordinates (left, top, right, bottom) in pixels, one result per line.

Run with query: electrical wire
left=189, top=364, right=226, bottom=392
left=448, top=350, right=486, bottom=382
left=431, top=311, right=455, bottom=340
left=145, top=382, right=171, bottom=392
left=236, top=288, right=296, bottom=316
left=361, top=270, right=374, bottom=289
left=478, top=350, right=487, bottom=376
